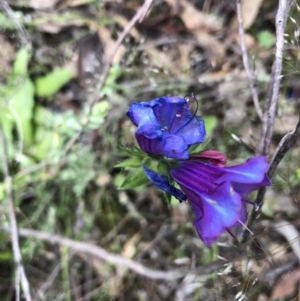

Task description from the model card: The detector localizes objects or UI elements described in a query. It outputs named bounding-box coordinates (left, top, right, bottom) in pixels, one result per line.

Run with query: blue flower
left=127, top=96, right=206, bottom=159
left=143, top=154, right=271, bottom=247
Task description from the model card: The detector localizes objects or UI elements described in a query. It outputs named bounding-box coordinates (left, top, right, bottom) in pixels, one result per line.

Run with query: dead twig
left=60, top=0, right=153, bottom=157
left=238, top=0, right=295, bottom=243
left=236, top=0, right=263, bottom=121
left=0, top=1, right=31, bottom=46
left=0, top=124, right=32, bottom=301
left=1, top=227, right=183, bottom=281
left=0, top=227, right=228, bottom=282
left=257, top=0, right=294, bottom=156
left=87, top=0, right=153, bottom=109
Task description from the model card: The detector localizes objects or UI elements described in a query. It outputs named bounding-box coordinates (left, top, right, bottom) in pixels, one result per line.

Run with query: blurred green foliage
left=35, top=67, right=74, bottom=97
left=0, top=45, right=112, bottom=251
left=257, top=30, right=276, bottom=48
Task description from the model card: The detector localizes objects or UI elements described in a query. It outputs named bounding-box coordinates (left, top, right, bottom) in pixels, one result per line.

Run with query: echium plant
left=120, top=95, right=271, bottom=247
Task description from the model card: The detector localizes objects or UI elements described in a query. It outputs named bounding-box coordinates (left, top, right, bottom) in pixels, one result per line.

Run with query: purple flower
left=143, top=153, right=271, bottom=247
left=127, top=96, right=206, bottom=159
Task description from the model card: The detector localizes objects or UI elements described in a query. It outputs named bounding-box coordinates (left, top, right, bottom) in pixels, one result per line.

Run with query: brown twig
left=257, top=0, right=294, bottom=156
left=0, top=227, right=229, bottom=284
left=0, top=124, right=32, bottom=301
left=1, top=227, right=184, bottom=281
left=236, top=0, right=263, bottom=121
left=237, top=0, right=295, bottom=243
left=87, top=0, right=153, bottom=109
left=60, top=0, right=153, bottom=157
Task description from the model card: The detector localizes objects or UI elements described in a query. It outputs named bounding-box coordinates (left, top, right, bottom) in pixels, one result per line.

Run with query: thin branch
left=87, top=0, right=153, bottom=109
left=236, top=0, right=263, bottom=121
left=0, top=124, right=32, bottom=301
left=0, top=1, right=31, bottom=46
left=257, top=0, right=294, bottom=156
left=241, top=118, right=300, bottom=243
left=61, top=0, right=153, bottom=155
left=0, top=227, right=227, bottom=281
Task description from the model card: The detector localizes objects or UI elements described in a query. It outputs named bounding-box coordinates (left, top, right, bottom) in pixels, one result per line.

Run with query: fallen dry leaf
left=198, top=69, right=231, bottom=84
left=177, top=0, right=221, bottom=32
left=229, top=32, right=256, bottom=50
left=231, top=0, right=264, bottom=29
left=165, top=0, right=225, bottom=61
left=97, top=27, right=125, bottom=64
left=28, top=0, right=60, bottom=9
left=274, top=115, right=300, bottom=134
left=121, top=232, right=141, bottom=258
left=271, top=267, right=300, bottom=300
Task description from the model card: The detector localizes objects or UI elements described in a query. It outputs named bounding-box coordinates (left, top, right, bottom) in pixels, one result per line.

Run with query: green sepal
left=118, top=169, right=148, bottom=189
left=165, top=191, right=172, bottom=206
left=189, top=143, right=204, bottom=156
left=203, top=116, right=217, bottom=136
left=13, top=46, right=31, bottom=75
left=115, top=157, right=143, bottom=168
left=189, top=139, right=211, bottom=156
left=118, top=146, right=144, bottom=158
left=35, top=67, right=73, bottom=97
left=157, top=161, right=171, bottom=177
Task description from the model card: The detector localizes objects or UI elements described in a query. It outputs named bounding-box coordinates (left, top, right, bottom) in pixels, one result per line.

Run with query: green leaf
left=10, top=78, right=35, bottom=145
left=0, top=46, right=33, bottom=154
left=170, top=195, right=178, bottom=206
left=13, top=47, right=31, bottom=75
left=189, top=142, right=205, bottom=155
left=257, top=31, right=276, bottom=49
left=203, top=116, right=217, bottom=137
left=115, top=157, right=143, bottom=168
left=34, top=105, right=54, bottom=126
left=118, top=146, right=145, bottom=158
left=100, top=63, right=122, bottom=97
left=189, top=138, right=211, bottom=156
left=86, top=101, right=111, bottom=129
left=118, top=170, right=148, bottom=189
left=32, top=126, right=58, bottom=160
left=106, top=63, right=122, bottom=85
left=0, top=12, right=14, bottom=30
left=35, top=67, right=73, bottom=97
left=0, top=252, right=13, bottom=262
left=0, top=105, right=14, bottom=151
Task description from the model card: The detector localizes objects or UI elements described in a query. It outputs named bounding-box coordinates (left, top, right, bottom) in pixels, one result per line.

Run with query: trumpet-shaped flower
left=127, top=96, right=206, bottom=159
left=143, top=154, right=271, bottom=247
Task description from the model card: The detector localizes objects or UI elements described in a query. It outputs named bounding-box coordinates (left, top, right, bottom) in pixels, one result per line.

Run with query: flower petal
left=191, top=150, right=227, bottom=167
left=215, top=156, right=270, bottom=185
left=171, top=164, right=242, bottom=247
left=232, top=174, right=271, bottom=195
left=174, top=116, right=206, bottom=146
left=142, top=164, right=187, bottom=201
left=162, top=135, right=189, bottom=159
left=127, top=96, right=206, bottom=158
left=152, top=96, right=188, bottom=130
left=127, top=103, right=161, bottom=139
left=151, top=97, right=206, bottom=145
left=170, top=160, right=223, bottom=192
left=181, top=182, right=241, bottom=247
left=136, top=133, right=189, bottom=159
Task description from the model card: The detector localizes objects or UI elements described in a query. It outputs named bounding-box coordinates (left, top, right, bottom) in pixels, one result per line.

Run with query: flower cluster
left=127, top=96, right=206, bottom=159
left=127, top=95, right=271, bottom=247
